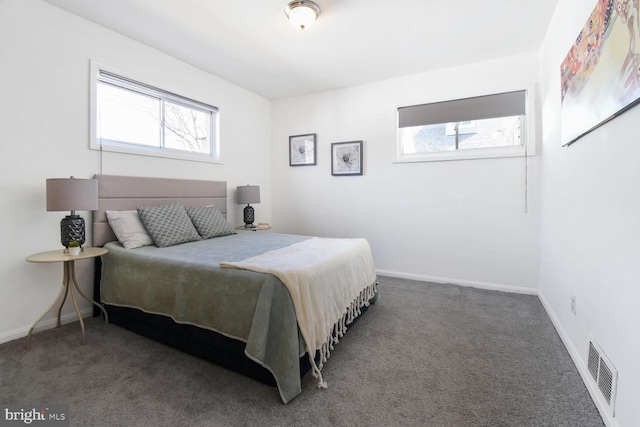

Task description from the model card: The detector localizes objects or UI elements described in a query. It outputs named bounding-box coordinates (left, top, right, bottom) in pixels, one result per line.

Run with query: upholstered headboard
left=93, top=174, right=228, bottom=246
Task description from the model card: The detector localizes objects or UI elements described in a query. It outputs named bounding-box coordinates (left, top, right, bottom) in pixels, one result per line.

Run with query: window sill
left=393, top=145, right=533, bottom=163
left=91, top=143, right=222, bottom=164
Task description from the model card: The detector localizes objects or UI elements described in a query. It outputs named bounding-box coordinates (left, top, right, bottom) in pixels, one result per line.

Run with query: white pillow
left=106, top=210, right=154, bottom=249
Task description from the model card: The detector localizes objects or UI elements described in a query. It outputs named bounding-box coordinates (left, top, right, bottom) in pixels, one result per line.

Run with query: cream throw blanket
left=220, top=237, right=377, bottom=388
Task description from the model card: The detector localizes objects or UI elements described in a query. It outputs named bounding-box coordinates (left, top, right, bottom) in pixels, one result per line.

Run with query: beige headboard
left=93, top=174, right=228, bottom=246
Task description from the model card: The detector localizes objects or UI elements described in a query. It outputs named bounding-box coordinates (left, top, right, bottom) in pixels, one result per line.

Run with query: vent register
left=587, top=340, right=618, bottom=415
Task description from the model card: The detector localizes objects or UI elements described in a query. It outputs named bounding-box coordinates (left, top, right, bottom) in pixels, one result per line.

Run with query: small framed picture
left=331, top=141, right=363, bottom=176
left=289, top=134, right=317, bottom=166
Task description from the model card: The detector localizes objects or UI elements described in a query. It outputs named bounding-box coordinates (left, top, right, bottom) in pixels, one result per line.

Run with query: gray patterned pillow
left=137, top=204, right=201, bottom=248
left=186, top=205, right=235, bottom=239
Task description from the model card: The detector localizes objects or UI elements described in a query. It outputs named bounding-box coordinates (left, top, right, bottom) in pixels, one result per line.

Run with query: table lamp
left=237, top=185, right=260, bottom=228
left=46, top=177, right=98, bottom=248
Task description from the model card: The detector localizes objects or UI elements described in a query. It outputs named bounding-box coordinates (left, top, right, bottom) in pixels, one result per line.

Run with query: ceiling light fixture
left=285, top=0, right=321, bottom=30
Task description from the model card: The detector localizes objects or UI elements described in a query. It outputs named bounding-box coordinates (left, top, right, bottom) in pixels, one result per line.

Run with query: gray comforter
left=100, top=232, right=312, bottom=403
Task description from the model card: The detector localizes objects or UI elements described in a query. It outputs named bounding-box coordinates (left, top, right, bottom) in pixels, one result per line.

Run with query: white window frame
left=444, top=120, right=477, bottom=136
left=394, top=85, right=536, bottom=163
left=89, top=61, right=221, bottom=163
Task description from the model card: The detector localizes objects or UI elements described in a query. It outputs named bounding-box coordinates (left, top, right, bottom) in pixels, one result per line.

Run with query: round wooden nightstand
left=25, top=247, right=109, bottom=348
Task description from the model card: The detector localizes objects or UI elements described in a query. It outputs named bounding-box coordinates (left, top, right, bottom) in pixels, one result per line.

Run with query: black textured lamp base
left=61, top=215, right=85, bottom=247
left=243, top=205, right=255, bottom=228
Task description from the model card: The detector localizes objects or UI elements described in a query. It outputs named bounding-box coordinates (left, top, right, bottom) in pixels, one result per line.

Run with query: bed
left=92, top=174, right=378, bottom=403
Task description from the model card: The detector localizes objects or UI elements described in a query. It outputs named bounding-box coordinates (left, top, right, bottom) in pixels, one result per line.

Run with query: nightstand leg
left=56, top=266, right=70, bottom=327
left=69, top=261, right=109, bottom=324
left=26, top=281, right=68, bottom=350
left=68, top=273, right=86, bottom=345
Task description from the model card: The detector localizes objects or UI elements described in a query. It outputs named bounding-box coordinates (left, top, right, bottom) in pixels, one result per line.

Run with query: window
left=396, top=90, right=533, bottom=162
left=91, top=64, right=220, bottom=162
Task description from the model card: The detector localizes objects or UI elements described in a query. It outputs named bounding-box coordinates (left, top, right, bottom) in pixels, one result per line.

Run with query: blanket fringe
left=308, top=281, right=378, bottom=389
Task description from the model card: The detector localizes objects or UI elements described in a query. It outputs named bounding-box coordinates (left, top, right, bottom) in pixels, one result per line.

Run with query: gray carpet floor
left=1, top=276, right=604, bottom=427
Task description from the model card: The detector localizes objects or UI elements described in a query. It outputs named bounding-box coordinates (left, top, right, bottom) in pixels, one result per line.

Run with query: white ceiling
left=42, top=0, right=558, bottom=100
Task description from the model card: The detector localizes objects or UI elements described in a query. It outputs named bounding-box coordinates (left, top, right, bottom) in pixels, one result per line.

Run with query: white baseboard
left=537, top=291, right=616, bottom=427
left=0, top=308, right=93, bottom=345
left=375, top=269, right=538, bottom=295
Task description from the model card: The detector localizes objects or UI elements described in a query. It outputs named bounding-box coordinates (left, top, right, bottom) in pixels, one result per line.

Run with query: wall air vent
left=587, top=340, right=617, bottom=415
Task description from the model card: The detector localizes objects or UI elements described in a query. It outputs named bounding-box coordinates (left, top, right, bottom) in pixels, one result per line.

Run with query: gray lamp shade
left=46, top=178, right=98, bottom=212
left=237, top=185, right=260, bottom=205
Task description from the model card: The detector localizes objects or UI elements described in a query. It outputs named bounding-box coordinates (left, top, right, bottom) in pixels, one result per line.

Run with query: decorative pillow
left=106, top=210, right=154, bottom=249
left=186, top=205, right=235, bottom=239
left=137, top=204, right=201, bottom=248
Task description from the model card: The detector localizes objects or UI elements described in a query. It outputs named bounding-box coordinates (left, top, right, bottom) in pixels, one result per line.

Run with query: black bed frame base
left=105, top=304, right=312, bottom=387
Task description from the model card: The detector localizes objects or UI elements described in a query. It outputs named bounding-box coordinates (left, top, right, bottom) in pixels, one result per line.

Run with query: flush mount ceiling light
left=285, top=0, right=321, bottom=30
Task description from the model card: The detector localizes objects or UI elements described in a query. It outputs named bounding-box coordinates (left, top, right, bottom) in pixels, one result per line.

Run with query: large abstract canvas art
left=560, top=0, right=640, bottom=146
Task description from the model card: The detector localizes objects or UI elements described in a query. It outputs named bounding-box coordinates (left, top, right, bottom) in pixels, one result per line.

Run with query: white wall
left=271, top=54, right=542, bottom=293
left=538, top=1, right=640, bottom=426
left=3, top=1, right=635, bottom=424
left=0, top=0, right=271, bottom=343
